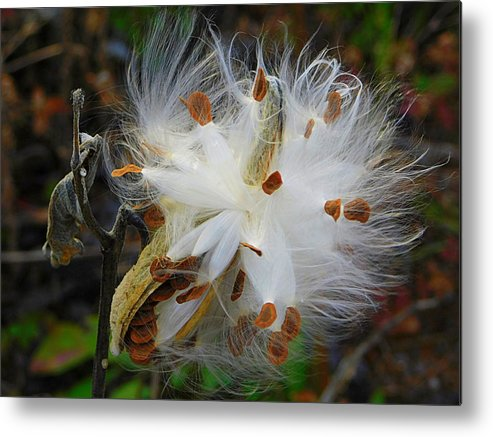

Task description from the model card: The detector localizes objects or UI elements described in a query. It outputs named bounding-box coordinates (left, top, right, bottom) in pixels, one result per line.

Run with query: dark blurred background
left=1, top=3, right=460, bottom=402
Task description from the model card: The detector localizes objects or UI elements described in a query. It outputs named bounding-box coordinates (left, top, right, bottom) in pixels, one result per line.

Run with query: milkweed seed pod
left=106, top=13, right=429, bottom=390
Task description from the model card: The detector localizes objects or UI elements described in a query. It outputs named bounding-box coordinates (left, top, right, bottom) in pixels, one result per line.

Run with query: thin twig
left=4, top=43, right=64, bottom=73
left=69, top=89, right=132, bottom=398
left=127, top=211, right=150, bottom=250
left=70, top=89, right=110, bottom=247
left=2, top=18, right=46, bottom=59
left=91, top=204, right=129, bottom=398
left=150, top=372, right=162, bottom=400
left=319, top=296, right=450, bottom=403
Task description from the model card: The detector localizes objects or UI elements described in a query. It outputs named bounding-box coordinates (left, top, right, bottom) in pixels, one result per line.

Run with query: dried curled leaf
left=43, top=133, right=102, bottom=267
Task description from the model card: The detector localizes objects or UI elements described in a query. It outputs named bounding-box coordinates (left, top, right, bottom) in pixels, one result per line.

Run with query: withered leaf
left=43, top=133, right=102, bottom=267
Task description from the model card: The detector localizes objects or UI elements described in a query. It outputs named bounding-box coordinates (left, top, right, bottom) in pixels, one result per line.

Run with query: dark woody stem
left=70, top=89, right=148, bottom=398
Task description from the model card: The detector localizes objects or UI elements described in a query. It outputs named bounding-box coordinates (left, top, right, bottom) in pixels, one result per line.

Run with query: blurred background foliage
left=1, top=2, right=460, bottom=403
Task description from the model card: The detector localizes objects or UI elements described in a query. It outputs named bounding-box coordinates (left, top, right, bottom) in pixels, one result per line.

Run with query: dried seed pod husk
left=110, top=229, right=166, bottom=356
left=110, top=226, right=219, bottom=357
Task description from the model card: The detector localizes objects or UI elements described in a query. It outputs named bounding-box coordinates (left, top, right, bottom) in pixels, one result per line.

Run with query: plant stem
left=70, top=89, right=133, bottom=398
left=91, top=205, right=128, bottom=398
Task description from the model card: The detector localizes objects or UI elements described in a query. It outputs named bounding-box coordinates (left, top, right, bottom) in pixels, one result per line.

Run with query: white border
left=2, top=0, right=490, bottom=436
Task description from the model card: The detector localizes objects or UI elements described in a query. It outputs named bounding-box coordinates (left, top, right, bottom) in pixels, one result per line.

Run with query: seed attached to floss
left=128, top=339, right=156, bottom=365
left=176, top=283, right=210, bottom=304
left=343, top=198, right=371, bottom=223
left=175, top=256, right=200, bottom=281
left=179, top=91, right=213, bottom=126
left=129, top=309, right=155, bottom=326
left=237, top=314, right=258, bottom=347
left=336, top=243, right=354, bottom=255
left=324, top=199, right=342, bottom=222
left=268, top=331, right=289, bottom=366
left=150, top=256, right=172, bottom=282
left=255, top=302, right=277, bottom=329
left=126, top=303, right=158, bottom=364
left=143, top=205, right=165, bottom=230
left=227, top=329, right=244, bottom=357
left=240, top=242, right=262, bottom=257
left=227, top=315, right=258, bottom=357
left=281, top=307, right=302, bottom=341
left=262, top=170, right=283, bottom=195
left=170, top=274, right=191, bottom=291
left=111, top=164, right=143, bottom=177
left=129, top=319, right=157, bottom=344
left=323, top=91, right=342, bottom=124
left=150, top=281, right=176, bottom=302
left=139, top=300, right=157, bottom=312
left=304, top=118, right=315, bottom=139
left=231, top=269, right=246, bottom=302
left=252, top=67, right=268, bottom=102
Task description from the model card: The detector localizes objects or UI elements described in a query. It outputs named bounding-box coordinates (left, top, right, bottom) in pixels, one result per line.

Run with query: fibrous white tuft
left=106, top=13, right=429, bottom=391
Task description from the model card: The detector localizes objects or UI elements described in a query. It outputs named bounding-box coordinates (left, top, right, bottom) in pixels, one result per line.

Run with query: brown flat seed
left=176, top=256, right=198, bottom=271
left=304, top=118, right=315, bottom=139
left=170, top=274, right=191, bottom=291
left=140, top=300, right=158, bottom=311
left=150, top=256, right=172, bottom=282
left=129, top=320, right=157, bottom=344
left=281, top=307, right=302, bottom=341
left=111, top=164, right=142, bottom=177
left=344, top=198, right=371, bottom=223
left=268, top=332, right=289, bottom=365
left=129, top=309, right=155, bottom=326
left=128, top=340, right=155, bottom=363
left=324, top=199, right=342, bottom=221
left=262, top=171, right=283, bottom=195
left=130, top=355, right=152, bottom=365
left=227, top=330, right=244, bottom=357
left=179, top=91, right=212, bottom=126
left=150, top=281, right=175, bottom=302
left=323, top=91, right=342, bottom=124
left=176, top=283, right=210, bottom=304
left=231, top=269, right=246, bottom=302
left=143, top=205, right=165, bottom=230
left=255, top=302, right=277, bottom=329
left=175, top=256, right=199, bottom=281
left=237, top=315, right=258, bottom=347
left=240, top=242, right=262, bottom=257
left=336, top=243, right=354, bottom=255
left=252, top=67, right=268, bottom=102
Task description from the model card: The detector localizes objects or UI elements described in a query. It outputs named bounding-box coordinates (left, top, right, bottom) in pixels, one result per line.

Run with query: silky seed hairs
left=105, top=12, right=429, bottom=392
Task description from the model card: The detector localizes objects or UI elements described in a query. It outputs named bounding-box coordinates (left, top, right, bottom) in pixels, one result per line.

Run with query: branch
left=91, top=204, right=130, bottom=398
left=70, top=89, right=111, bottom=247
left=69, top=89, right=134, bottom=398
left=320, top=296, right=450, bottom=403
left=126, top=210, right=150, bottom=250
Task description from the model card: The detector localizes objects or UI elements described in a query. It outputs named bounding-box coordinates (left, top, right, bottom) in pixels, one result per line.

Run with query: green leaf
left=370, top=388, right=386, bottom=404
left=62, top=368, right=119, bottom=398
left=200, top=366, right=231, bottom=392
left=284, top=334, right=309, bottom=394
left=2, top=314, right=40, bottom=350
left=169, top=364, right=192, bottom=391
left=29, top=317, right=97, bottom=375
left=64, top=377, right=93, bottom=398
left=414, top=73, right=457, bottom=96
left=243, top=382, right=263, bottom=401
left=110, top=378, right=146, bottom=399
